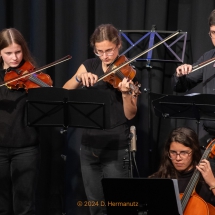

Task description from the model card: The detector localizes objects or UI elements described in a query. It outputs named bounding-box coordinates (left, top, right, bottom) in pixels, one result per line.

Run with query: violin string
left=115, top=70, right=136, bottom=91
left=28, top=75, right=50, bottom=87
left=0, top=55, right=71, bottom=87
left=97, top=30, right=180, bottom=82
left=115, top=70, right=125, bottom=80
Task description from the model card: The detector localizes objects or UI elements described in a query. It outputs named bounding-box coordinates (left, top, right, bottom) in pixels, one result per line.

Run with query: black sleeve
left=172, top=74, right=190, bottom=93
left=196, top=181, right=215, bottom=206
left=171, top=55, right=206, bottom=93
left=82, top=58, right=100, bottom=74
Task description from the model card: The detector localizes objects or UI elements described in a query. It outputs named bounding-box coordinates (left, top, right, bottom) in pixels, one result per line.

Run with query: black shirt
left=0, top=68, right=38, bottom=147
left=177, top=169, right=215, bottom=205
left=171, top=48, right=215, bottom=131
left=81, top=58, right=130, bottom=149
left=172, top=48, right=215, bottom=94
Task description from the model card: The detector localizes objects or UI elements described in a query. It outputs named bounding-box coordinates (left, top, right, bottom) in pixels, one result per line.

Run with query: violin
left=4, top=61, right=53, bottom=92
left=180, top=138, right=215, bottom=215
left=1, top=55, right=72, bottom=92
left=96, top=30, right=181, bottom=95
left=102, top=55, right=141, bottom=96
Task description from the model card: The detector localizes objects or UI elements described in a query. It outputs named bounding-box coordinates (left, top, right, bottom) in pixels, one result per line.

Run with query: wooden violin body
left=1, top=55, right=72, bottom=92
left=99, top=55, right=141, bottom=96
left=103, top=55, right=136, bottom=88
left=4, top=61, right=52, bottom=92
left=96, top=31, right=181, bottom=96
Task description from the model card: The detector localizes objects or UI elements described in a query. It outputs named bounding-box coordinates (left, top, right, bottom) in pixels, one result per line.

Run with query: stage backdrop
left=0, top=0, right=215, bottom=214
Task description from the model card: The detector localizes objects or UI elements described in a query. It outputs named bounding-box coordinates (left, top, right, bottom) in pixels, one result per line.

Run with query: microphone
left=130, top=126, right=137, bottom=152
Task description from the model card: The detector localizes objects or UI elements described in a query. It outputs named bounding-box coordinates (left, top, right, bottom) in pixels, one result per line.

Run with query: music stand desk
left=102, top=178, right=182, bottom=215
left=151, top=93, right=215, bottom=121
left=27, top=87, right=111, bottom=129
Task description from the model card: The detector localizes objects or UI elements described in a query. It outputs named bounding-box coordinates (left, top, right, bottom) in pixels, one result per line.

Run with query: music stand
left=102, top=178, right=183, bottom=215
left=151, top=92, right=215, bottom=135
left=26, top=87, right=111, bottom=129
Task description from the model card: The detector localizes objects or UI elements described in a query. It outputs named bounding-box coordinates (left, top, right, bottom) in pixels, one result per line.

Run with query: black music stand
left=26, top=87, right=111, bottom=130
left=102, top=178, right=183, bottom=215
left=151, top=92, right=215, bottom=134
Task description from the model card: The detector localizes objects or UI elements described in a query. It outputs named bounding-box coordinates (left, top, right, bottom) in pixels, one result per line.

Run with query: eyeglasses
left=94, top=46, right=117, bottom=57
left=168, top=150, right=192, bottom=159
left=209, top=31, right=215, bottom=39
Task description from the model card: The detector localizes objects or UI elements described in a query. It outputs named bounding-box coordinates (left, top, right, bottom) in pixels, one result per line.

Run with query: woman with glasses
left=171, top=9, right=215, bottom=135
left=63, top=24, right=138, bottom=215
left=149, top=127, right=215, bottom=206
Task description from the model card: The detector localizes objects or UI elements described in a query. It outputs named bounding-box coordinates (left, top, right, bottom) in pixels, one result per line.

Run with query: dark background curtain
left=1, top=0, right=215, bottom=214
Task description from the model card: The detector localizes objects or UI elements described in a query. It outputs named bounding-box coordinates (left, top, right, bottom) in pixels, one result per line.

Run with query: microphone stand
left=123, top=133, right=133, bottom=178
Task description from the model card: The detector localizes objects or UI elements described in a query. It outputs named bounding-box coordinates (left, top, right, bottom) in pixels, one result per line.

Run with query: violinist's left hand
left=196, top=159, right=215, bottom=188
left=118, top=78, right=137, bottom=120
left=118, top=78, right=132, bottom=93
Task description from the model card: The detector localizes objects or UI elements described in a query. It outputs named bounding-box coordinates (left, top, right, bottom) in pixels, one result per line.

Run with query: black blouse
left=0, top=68, right=38, bottom=147
left=81, top=58, right=130, bottom=149
left=177, top=168, right=215, bottom=206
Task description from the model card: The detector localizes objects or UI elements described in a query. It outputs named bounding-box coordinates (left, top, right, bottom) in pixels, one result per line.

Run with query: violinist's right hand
left=176, top=64, right=192, bottom=77
left=63, top=64, right=98, bottom=90
left=77, top=72, right=98, bottom=87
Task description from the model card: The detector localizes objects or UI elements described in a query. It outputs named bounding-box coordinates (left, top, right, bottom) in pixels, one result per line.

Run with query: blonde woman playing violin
left=0, top=28, right=39, bottom=215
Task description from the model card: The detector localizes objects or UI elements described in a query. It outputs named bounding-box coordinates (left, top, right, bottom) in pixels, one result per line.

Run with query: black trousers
left=80, top=145, right=129, bottom=215
left=0, top=145, right=39, bottom=215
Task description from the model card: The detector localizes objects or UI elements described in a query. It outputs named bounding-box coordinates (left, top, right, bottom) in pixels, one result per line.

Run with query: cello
left=180, top=138, right=215, bottom=215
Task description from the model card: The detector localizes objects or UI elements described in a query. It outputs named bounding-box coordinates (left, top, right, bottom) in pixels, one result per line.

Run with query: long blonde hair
left=0, top=28, right=35, bottom=67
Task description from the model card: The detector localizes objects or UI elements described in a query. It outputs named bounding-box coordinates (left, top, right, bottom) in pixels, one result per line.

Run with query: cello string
left=181, top=141, right=215, bottom=211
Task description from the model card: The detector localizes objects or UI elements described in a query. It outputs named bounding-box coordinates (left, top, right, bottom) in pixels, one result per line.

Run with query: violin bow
left=97, top=30, right=181, bottom=82
left=0, top=55, right=72, bottom=87
left=191, top=57, right=215, bottom=73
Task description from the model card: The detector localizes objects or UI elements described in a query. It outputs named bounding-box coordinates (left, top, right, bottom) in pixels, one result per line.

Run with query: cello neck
left=180, top=169, right=200, bottom=211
